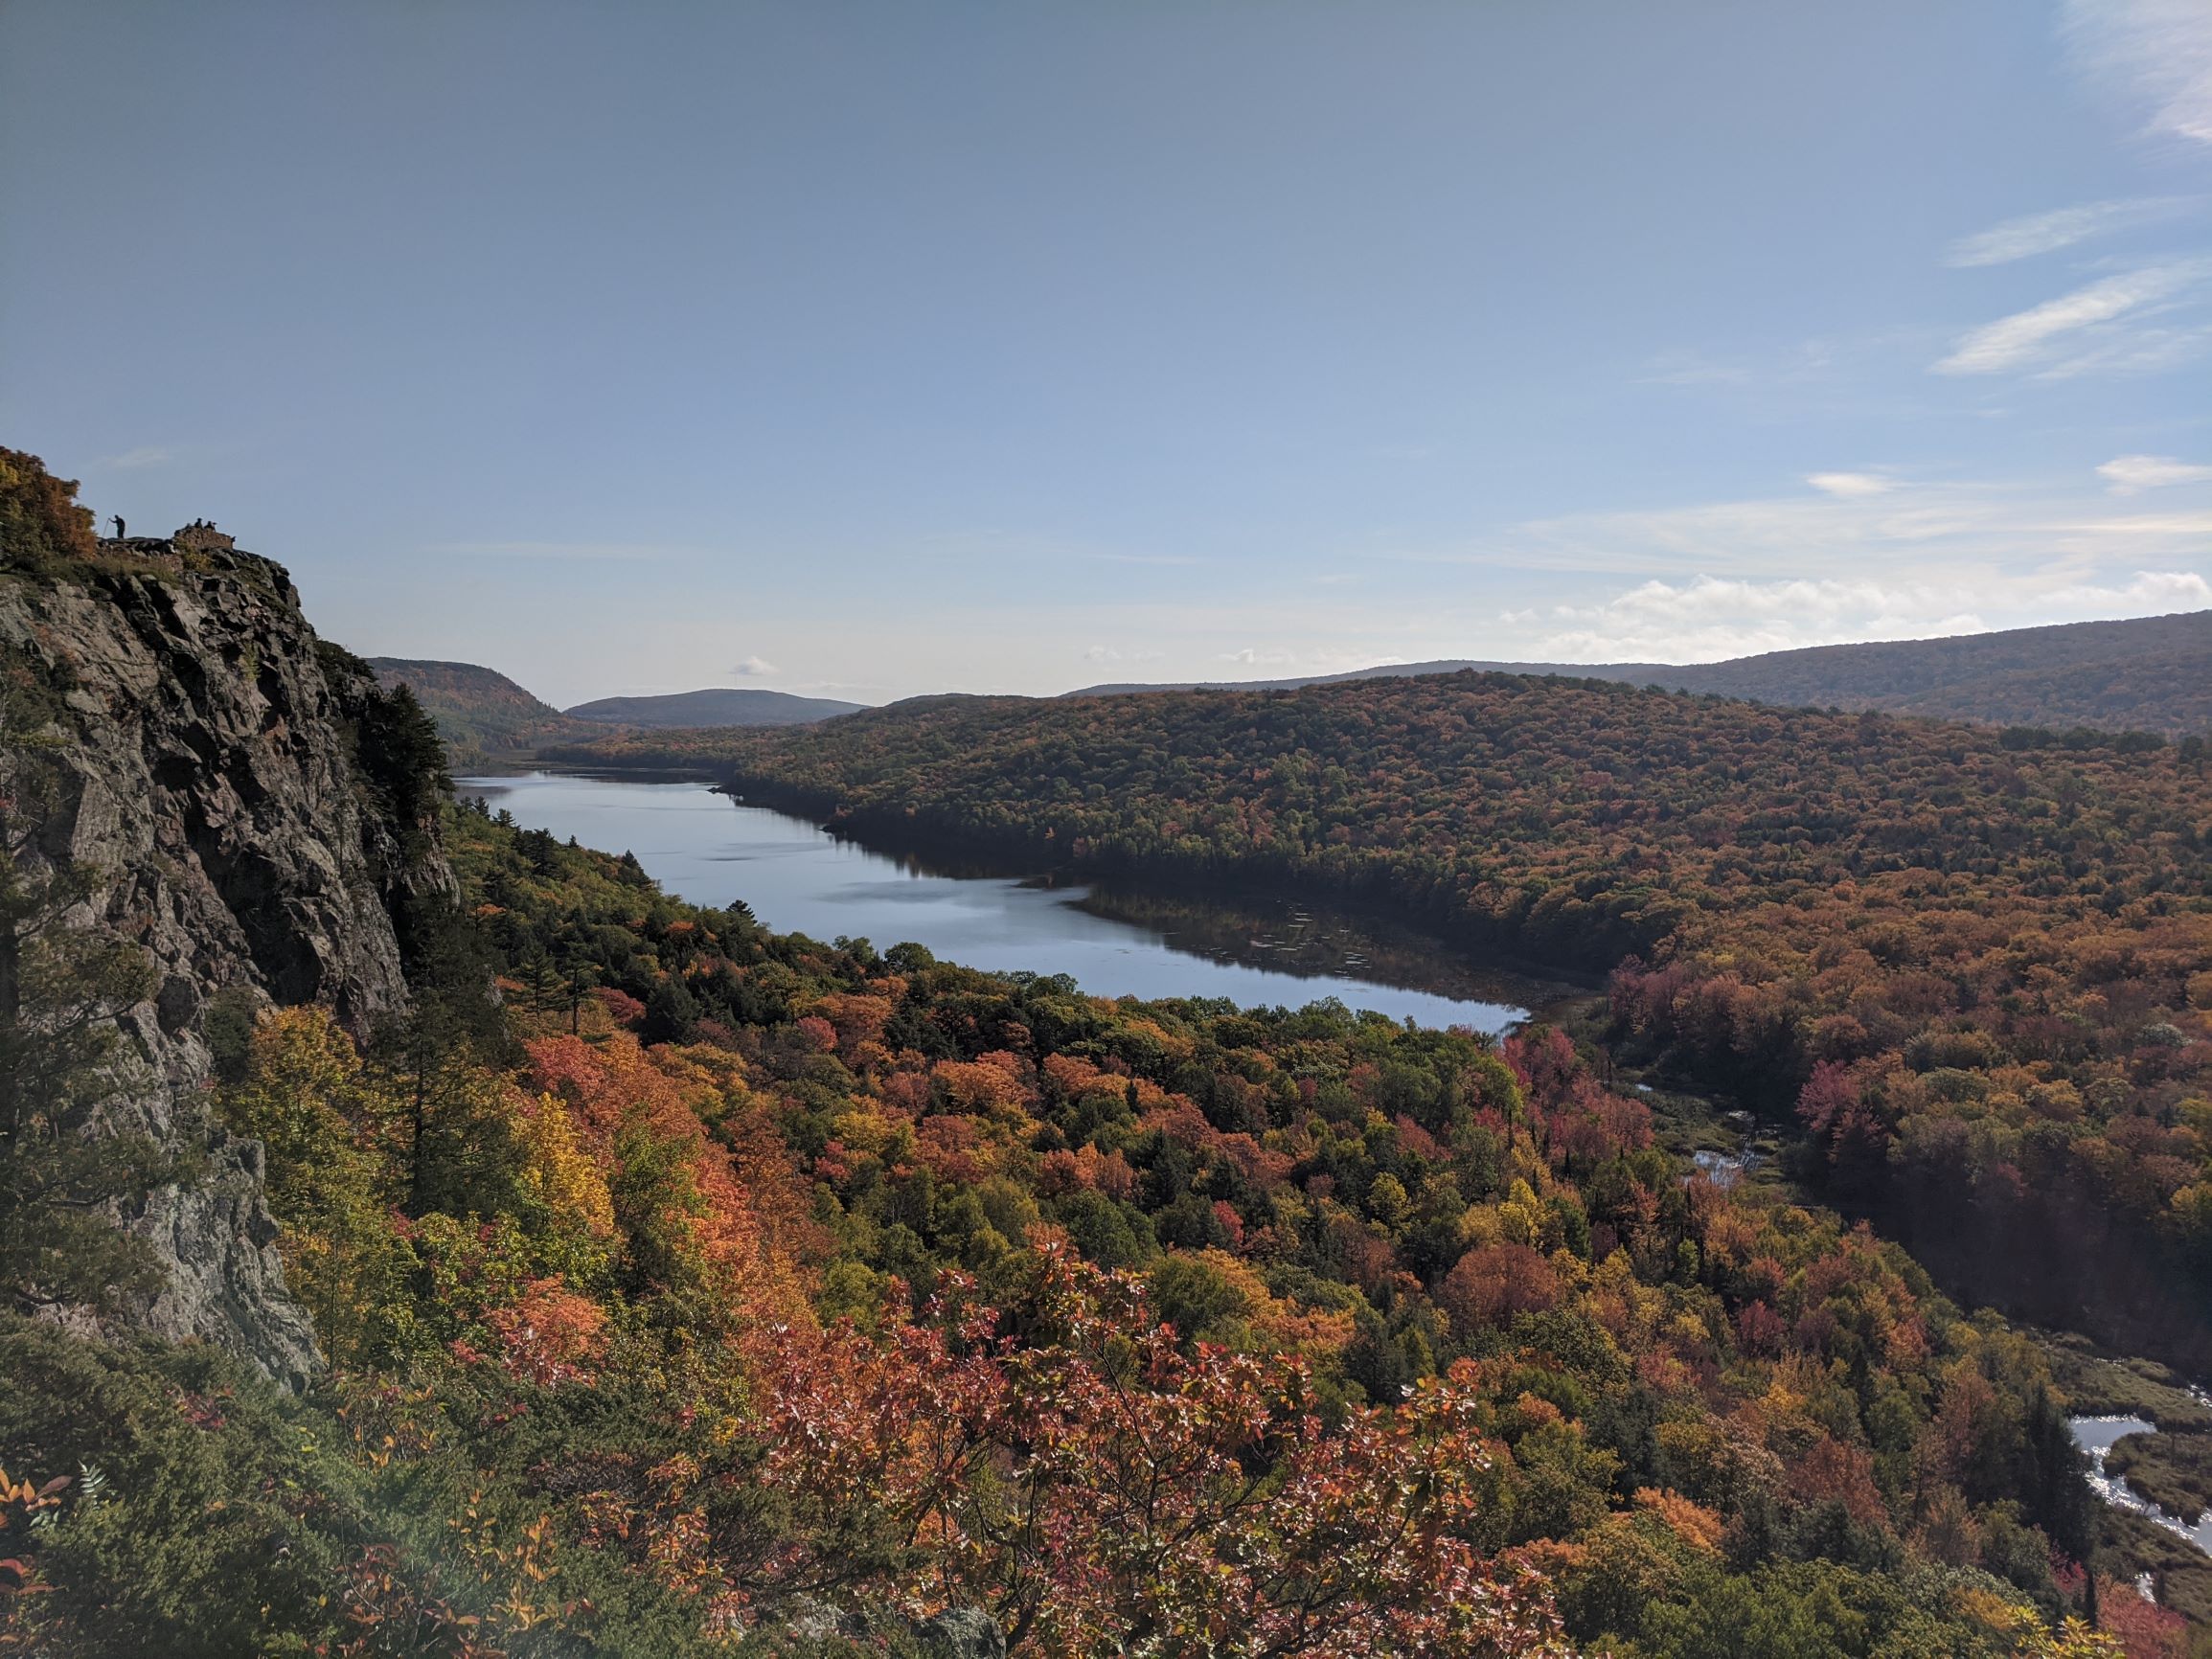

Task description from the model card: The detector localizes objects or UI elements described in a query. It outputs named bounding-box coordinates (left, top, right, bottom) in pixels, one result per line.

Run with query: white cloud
left=1806, top=471, right=1894, bottom=498
left=731, top=654, right=779, bottom=677
left=2098, top=453, right=2212, bottom=492
left=1410, top=473, right=2212, bottom=626
left=2041, top=568, right=2212, bottom=610
left=1932, top=261, right=2210, bottom=375
left=2063, top=0, right=2212, bottom=147
left=1519, top=567, right=2211, bottom=664
left=1526, top=576, right=1988, bottom=663
left=1460, top=486, right=2019, bottom=580
left=1943, top=197, right=2197, bottom=265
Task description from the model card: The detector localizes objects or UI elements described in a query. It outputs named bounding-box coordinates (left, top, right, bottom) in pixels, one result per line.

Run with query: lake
left=458, top=771, right=1541, bottom=1032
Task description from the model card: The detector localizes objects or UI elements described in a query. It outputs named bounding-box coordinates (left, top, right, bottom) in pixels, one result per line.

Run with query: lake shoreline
left=461, top=769, right=1544, bottom=1033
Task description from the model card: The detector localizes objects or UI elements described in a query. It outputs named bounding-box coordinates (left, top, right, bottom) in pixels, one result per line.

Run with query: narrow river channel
left=2071, top=1411, right=2212, bottom=1558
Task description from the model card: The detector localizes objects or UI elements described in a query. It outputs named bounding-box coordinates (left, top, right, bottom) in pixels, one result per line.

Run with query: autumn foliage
left=559, top=670, right=2212, bottom=1363
left=0, top=792, right=2163, bottom=1656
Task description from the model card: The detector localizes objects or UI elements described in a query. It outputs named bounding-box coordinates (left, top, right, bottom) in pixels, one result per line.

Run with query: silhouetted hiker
left=110, top=513, right=125, bottom=538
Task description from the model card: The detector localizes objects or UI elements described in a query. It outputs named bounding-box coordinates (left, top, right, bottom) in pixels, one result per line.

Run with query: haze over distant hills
left=1073, top=610, right=2212, bottom=737
left=371, top=662, right=868, bottom=765
left=389, top=609, right=2210, bottom=772
left=564, top=687, right=866, bottom=728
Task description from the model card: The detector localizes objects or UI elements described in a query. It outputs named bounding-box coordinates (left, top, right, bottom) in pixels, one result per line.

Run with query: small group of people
left=104, top=514, right=226, bottom=543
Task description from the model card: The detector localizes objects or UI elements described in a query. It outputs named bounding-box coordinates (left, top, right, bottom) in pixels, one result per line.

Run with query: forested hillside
left=1077, top=611, right=2212, bottom=738
left=8, top=793, right=2163, bottom=1656
left=368, top=664, right=868, bottom=768
left=1637, top=613, right=2212, bottom=736
left=558, top=672, right=2212, bottom=1368
left=371, top=657, right=605, bottom=767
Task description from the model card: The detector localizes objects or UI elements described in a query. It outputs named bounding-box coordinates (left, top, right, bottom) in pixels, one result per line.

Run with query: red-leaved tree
left=760, top=1246, right=1567, bottom=1657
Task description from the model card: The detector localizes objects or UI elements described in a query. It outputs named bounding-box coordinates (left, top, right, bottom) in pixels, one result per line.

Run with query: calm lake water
left=459, top=772, right=1536, bottom=1033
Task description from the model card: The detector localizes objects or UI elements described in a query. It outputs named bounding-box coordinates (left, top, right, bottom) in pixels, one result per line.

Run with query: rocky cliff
left=0, top=527, right=449, bottom=1385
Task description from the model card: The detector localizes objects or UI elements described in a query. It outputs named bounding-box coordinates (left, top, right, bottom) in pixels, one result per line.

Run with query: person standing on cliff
left=109, top=513, right=125, bottom=538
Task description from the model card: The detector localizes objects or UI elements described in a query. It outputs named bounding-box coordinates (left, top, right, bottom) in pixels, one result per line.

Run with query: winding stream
left=2070, top=1407, right=2212, bottom=1557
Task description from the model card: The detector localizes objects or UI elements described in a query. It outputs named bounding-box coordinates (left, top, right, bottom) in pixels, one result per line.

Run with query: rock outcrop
left=0, top=529, right=449, bottom=1384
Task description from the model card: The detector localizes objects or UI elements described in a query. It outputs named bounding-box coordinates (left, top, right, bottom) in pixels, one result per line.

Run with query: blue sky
left=5, top=2, right=2209, bottom=705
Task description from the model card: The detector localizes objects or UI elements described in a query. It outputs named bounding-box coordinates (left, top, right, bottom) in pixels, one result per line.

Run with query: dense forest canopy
left=0, top=790, right=2165, bottom=1656
left=555, top=672, right=2212, bottom=1365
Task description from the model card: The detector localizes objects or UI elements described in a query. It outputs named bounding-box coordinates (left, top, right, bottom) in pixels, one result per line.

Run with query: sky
left=4, top=2, right=2210, bottom=707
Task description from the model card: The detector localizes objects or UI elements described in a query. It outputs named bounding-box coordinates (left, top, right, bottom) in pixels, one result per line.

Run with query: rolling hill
left=370, top=663, right=869, bottom=766
left=553, top=665, right=2212, bottom=1372
left=368, top=657, right=604, bottom=767
left=1077, top=609, right=2212, bottom=736
left=563, top=686, right=865, bottom=727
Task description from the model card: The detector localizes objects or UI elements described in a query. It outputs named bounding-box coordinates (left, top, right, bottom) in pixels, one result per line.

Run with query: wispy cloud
left=2063, top=0, right=2212, bottom=148
left=2065, top=511, right=2212, bottom=535
left=1943, top=196, right=2197, bottom=265
left=1403, top=469, right=2212, bottom=589
left=1806, top=471, right=1895, bottom=498
left=2098, top=453, right=2212, bottom=492
left=1638, top=339, right=1837, bottom=388
left=1085, top=552, right=1205, bottom=567
left=2031, top=319, right=2212, bottom=378
left=1083, top=645, right=1166, bottom=664
left=1218, top=646, right=1404, bottom=673
left=731, top=654, right=779, bottom=677
left=1932, top=261, right=2211, bottom=375
left=103, top=445, right=172, bottom=470
left=426, top=539, right=677, bottom=561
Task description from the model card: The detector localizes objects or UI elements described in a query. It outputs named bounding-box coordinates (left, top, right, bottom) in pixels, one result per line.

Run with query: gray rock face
left=0, top=534, right=448, bottom=1383
left=916, top=1606, right=1007, bottom=1659
left=760, top=1600, right=1006, bottom=1657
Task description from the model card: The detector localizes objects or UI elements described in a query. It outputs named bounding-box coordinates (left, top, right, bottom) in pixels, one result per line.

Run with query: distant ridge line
left=563, top=687, right=866, bottom=727
left=1066, top=610, right=2212, bottom=737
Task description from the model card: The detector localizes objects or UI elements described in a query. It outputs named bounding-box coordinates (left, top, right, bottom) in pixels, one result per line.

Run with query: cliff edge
left=0, top=521, right=450, bottom=1384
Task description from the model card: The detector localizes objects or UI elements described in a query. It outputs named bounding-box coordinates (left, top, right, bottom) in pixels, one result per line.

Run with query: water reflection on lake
left=459, top=772, right=1540, bottom=1033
